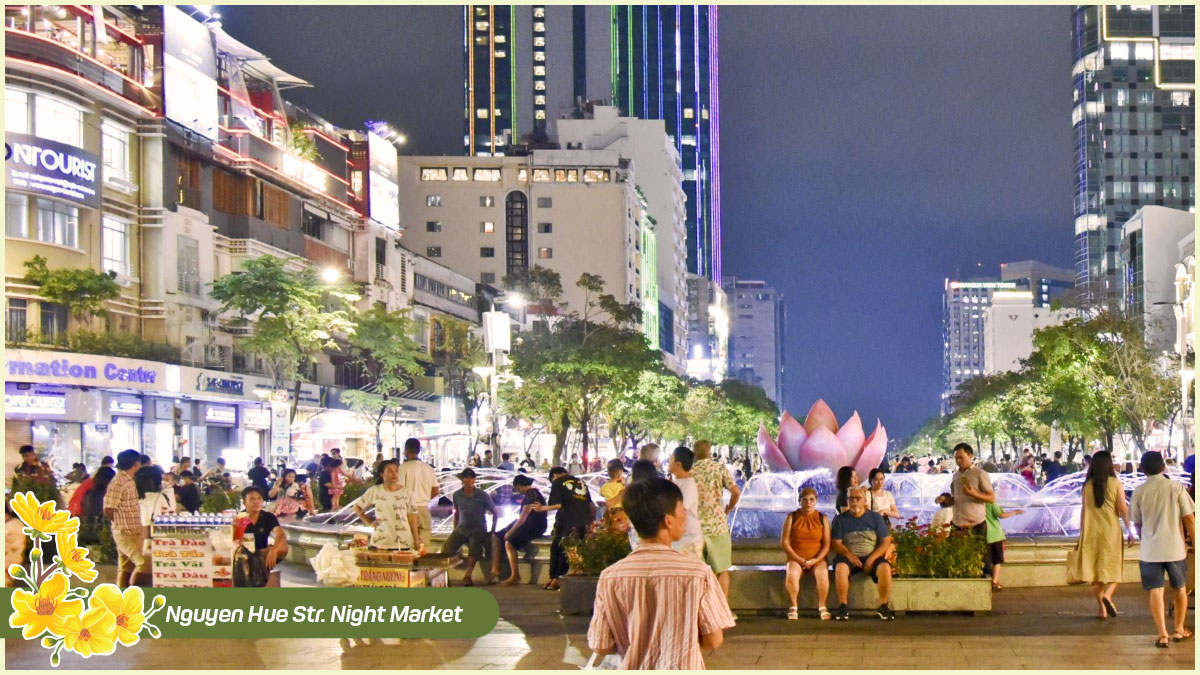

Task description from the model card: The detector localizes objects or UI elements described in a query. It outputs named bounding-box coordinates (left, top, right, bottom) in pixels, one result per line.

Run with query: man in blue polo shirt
left=830, top=486, right=895, bottom=621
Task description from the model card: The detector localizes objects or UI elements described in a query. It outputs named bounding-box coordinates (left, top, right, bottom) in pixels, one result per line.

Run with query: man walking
left=667, top=447, right=704, bottom=560
left=398, top=438, right=439, bottom=547
left=1129, top=451, right=1195, bottom=647
left=691, top=440, right=742, bottom=603
left=950, top=442, right=995, bottom=579
left=587, top=477, right=735, bottom=669
left=103, top=449, right=149, bottom=588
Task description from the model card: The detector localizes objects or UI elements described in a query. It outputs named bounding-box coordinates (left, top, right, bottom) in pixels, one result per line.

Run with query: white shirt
left=930, top=507, right=954, bottom=534
left=358, top=484, right=416, bottom=550
left=1130, top=474, right=1195, bottom=563
left=671, top=476, right=702, bottom=550
left=398, top=459, right=438, bottom=509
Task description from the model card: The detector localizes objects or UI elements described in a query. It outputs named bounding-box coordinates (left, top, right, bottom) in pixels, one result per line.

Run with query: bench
left=729, top=564, right=887, bottom=615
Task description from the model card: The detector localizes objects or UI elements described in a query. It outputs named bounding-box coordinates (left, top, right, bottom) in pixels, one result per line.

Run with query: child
left=984, top=501, right=1023, bottom=590
left=930, top=492, right=954, bottom=537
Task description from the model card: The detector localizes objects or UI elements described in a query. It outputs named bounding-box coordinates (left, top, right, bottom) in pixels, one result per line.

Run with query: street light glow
left=505, top=293, right=526, bottom=309
left=321, top=267, right=341, bottom=283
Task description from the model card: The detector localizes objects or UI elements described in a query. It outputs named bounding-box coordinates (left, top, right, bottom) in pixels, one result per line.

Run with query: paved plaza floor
left=5, top=561, right=1195, bottom=670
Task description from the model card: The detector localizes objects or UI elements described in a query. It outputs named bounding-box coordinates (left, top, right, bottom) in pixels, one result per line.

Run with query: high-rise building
left=464, top=5, right=516, bottom=156
left=1119, top=206, right=1195, bottom=351
left=998, top=260, right=1075, bottom=307
left=982, top=292, right=1070, bottom=376
left=725, top=278, right=786, bottom=406
left=1070, top=5, right=1195, bottom=301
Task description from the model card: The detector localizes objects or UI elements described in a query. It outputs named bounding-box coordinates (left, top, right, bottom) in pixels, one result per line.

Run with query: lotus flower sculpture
left=757, top=400, right=888, bottom=477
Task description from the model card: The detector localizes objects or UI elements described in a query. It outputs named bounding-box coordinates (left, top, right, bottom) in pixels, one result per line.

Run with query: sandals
left=1172, top=629, right=1193, bottom=642
left=786, top=607, right=798, bottom=620
left=1102, top=598, right=1117, bottom=618
left=992, top=583, right=1003, bottom=592
left=1156, top=636, right=1170, bottom=649
left=819, top=606, right=832, bottom=621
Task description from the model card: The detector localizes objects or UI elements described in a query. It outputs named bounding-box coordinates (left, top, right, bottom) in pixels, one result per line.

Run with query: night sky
left=220, top=5, right=1075, bottom=441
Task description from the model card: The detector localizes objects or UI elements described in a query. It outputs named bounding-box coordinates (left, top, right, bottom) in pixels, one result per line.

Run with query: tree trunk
left=552, top=409, right=570, bottom=466
left=1104, top=429, right=1114, bottom=454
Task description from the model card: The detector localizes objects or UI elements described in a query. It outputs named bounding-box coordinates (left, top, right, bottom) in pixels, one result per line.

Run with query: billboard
left=4, top=132, right=101, bottom=208
left=367, top=132, right=400, bottom=228
left=162, top=5, right=218, bottom=141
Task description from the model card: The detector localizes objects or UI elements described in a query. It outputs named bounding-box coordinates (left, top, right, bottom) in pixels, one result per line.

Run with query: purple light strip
left=709, top=5, right=722, bottom=283
left=693, top=6, right=705, bottom=279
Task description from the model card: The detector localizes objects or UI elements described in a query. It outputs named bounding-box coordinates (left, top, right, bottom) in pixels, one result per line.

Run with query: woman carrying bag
left=1068, top=451, right=1135, bottom=618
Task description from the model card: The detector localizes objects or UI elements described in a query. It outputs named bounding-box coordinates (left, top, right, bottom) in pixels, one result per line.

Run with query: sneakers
left=877, top=604, right=896, bottom=621
left=834, top=604, right=850, bottom=621
left=786, top=606, right=798, bottom=621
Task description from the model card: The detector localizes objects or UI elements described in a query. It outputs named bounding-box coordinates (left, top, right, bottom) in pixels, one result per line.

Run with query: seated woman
left=240, top=486, right=289, bottom=587
left=867, top=469, right=900, bottom=563
left=781, top=487, right=832, bottom=620
left=834, top=466, right=858, bottom=514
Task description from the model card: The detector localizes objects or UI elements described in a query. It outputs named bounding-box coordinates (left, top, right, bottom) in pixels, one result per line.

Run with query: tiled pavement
left=6, top=561, right=1195, bottom=670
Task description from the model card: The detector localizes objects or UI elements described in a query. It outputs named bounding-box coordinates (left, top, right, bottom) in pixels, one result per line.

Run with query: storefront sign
left=205, top=405, right=237, bottom=425
left=5, top=350, right=165, bottom=391
left=243, top=407, right=270, bottom=430
left=109, top=398, right=144, bottom=416
left=4, top=389, right=67, bottom=416
left=367, top=131, right=400, bottom=228
left=5, top=132, right=101, bottom=208
left=270, top=402, right=290, bottom=455
left=196, top=373, right=245, bottom=397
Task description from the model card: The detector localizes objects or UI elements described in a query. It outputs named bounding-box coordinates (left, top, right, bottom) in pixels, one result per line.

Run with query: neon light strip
left=5, top=56, right=159, bottom=116
left=1100, top=6, right=1195, bottom=91
left=709, top=5, right=722, bottom=283
left=5, top=28, right=151, bottom=91
left=67, top=5, right=144, bottom=44
left=610, top=6, right=618, bottom=107
left=641, top=6, right=649, bottom=117
left=510, top=6, right=517, bottom=136
left=693, top=6, right=704, bottom=278
left=304, top=128, right=349, bottom=152
left=218, top=126, right=350, bottom=186
left=627, top=6, right=634, bottom=111
left=488, top=5, right=496, bottom=155
left=467, top=6, right=476, bottom=152
left=215, top=144, right=359, bottom=213
left=657, top=8, right=664, bottom=119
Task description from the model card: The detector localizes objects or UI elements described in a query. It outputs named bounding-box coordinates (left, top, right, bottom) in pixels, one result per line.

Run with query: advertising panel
left=367, top=132, right=400, bottom=228
left=4, top=382, right=68, bottom=417
left=162, top=5, right=218, bottom=141
left=5, top=350, right=166, bottom=392
left=4, top=132, right=101, bottom=208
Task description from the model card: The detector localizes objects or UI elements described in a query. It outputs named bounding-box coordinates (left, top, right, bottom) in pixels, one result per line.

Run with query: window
left=532, top=169, right=551, bottom=182
left=33, top=95, right=82, bottom=147
left=481, top=247, right=495, bottom=258
left=421, top=167, right=448, bottom=181
left=505, top=192, right=529, bottom=275
left=495, top=34, right=506, bottom=44
left=6, top=193, right=28, bottom=238
left=536, top=197, right=552, bottom=208
left=538, top=247, right=553, bottom=259
left=426, top=195, right=442, bottom=207
left=40, top=302, right=68, bottom=339
left=481, top=221, right=495, bottom=233
left=494, top=50, right=507, bottom=59
left=537, top=222, right=552, bottom=234
left=1108, top=43, right=1130, bottom=60
left=476, top=108, right=490, bottom=119
left=101, top=121, right=132, bottom=182
left=101, top=217, right=129, bottom=276
left=583, top=169, right=610, bottom=183
left=426, top=246, right=442, bottom=258
left=534, top=95, right=546, bottom=106
left=533, top=37, right=545, bottom=47
left=6, top=298, right=27, bottom=343
left=683, top=108, right=694, bottom=119
left=426, top=221, right=442, bottom=232
left=1134, top=42, right=1155, bottom=61
left=262, top=183, right=290, bottom=227
left=533, top=66, right=546, bottom=77
left=535, top=111, right=547, bottom=121
left=213, top=169, right=251, bottom=215
left=301, top=209, right=326, bottom=239
left=517, top=168, right=528, bottom=182
left=480, top=196, right=495, bottom=207
left=451, top=168, right=469, bottom=181
left=473, top=168, right=501, bottom=182
left=481, top=273, right=496, bottom=284
left=375, top=237, right=387, bottom=267
left=534, top=81, right=546, bottom=91
left=177, top=235, right=200, bottom=295
left=35, top=199, right=78, bottom=248
left=533, top=52, right=544, bottom=62
left=177, top=157, right=202, bottom=208
left=5, top=89, right=29, bottom=133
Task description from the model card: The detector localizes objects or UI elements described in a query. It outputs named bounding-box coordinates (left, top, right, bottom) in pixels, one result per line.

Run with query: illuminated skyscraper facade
left=464, top=5, right=516, bottom=156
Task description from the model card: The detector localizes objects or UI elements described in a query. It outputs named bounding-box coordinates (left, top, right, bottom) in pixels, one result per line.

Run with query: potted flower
left=889, top=517, right=992, bottom=613
left=559, top=513, right=632, bottom=616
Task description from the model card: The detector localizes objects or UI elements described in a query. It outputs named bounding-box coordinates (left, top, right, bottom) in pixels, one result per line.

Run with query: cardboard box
left=423, top=568, right=448, bottom=588
left=353, top=566, right=427, bottom=588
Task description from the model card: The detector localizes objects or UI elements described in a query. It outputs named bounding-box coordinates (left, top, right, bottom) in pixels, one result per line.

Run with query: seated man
left=440, top=468, right=496, bottom=586
left=830, top=486, right=895, bottom=621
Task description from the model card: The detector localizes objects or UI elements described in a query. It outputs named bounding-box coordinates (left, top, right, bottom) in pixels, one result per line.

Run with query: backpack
left=232, top=544, right=269, bottom=587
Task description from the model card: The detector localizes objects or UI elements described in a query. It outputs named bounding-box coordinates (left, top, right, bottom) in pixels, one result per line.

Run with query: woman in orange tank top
left=780, top=487, right=832, bottom=620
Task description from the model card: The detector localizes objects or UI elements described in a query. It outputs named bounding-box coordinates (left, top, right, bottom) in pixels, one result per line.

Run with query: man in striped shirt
left=103, top=449, right=149, bottom=588
left=587, top=477, right=736, bottom=669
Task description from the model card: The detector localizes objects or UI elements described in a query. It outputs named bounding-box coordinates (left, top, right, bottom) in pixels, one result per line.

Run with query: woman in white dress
left=352, top=460, right=423, bottom=551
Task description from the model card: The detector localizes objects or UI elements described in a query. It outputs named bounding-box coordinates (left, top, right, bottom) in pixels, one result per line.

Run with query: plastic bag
left=233, top=545, right=269, bottom=587
left=582, top=652, right=623, bottom=670
left=311, top=544, right=358, bottom=587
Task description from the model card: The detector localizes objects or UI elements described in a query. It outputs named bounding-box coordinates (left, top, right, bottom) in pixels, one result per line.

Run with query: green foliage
left=340, top=480, right=370, bottom=506
left=9, top=331, right=183, bottom=364
left=23, top=255, right=121, bottom=323
left=288, top=123, right=322, bottom=162
left=431, top=316, right=488, bottom=433
left=200, top=488, right=234, bottom=514
left=78, top=519, right=116, bottom=564
left=563, top=524, right=631, bottom=576
left=891, top=518, right=985, bottom=579
left=11, top=473, right=63, bottom=507
left=605, top=370, right=688, bottom=451
left=342, top=307, right=425, bottom=446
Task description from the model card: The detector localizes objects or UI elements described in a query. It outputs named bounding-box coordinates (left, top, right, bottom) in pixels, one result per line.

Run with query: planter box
left=560, top=575, right=600, bottom=616
left=891, top=577, right=992, bottom=614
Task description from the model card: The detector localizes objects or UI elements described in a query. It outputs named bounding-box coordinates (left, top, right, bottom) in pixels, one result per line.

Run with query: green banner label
left=2, top=588, right=499, bottom=639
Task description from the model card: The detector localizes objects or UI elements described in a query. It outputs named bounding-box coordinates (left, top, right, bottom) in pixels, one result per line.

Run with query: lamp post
left=1153, top=300, right=1191, bottom=461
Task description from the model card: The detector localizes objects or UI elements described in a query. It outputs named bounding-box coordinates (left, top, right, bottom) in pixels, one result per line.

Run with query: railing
left=4, top=29, right=157, bottom=112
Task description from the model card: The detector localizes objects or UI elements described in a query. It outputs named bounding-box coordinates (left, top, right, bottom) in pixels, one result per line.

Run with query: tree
left=340, top=307, right=424, bottom=455
left=22, top=255, right=121, bottom=330
left=605, top=370, right=688, bottom=454
left=429, top=316, right=488, bottom=450
left=209, top=256, right=357, bottom=425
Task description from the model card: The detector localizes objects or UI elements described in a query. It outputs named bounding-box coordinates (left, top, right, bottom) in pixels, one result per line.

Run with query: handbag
left=233, top=543, right=270, bottom=588
left=1065, top=545, right=1084, bottom=585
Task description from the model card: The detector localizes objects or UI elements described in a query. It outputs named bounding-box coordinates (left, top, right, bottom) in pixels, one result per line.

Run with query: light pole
left=1153, top=300, right=1190, bottom=461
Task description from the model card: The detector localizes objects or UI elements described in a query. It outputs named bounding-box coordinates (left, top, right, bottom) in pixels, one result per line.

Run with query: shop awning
left=210, top=25, right=311, bottom=89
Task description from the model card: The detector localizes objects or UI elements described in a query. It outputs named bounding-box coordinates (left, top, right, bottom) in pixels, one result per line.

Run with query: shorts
left=703, top=533, right=733, bottom=574
left=988, top=540, right=1005, bottom=565
left=832, top=554, right=891, bottom=583
left=414, top=506, right=432, bottom=547
left=1139, top=560, right=1188, bottom=591
left=442, top=527, right=489, bottom=560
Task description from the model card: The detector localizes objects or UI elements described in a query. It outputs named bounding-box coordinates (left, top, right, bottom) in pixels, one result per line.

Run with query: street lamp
left=321, top=267, right=341, bottom=283
left=1153, top=300, right=1190, bottom=461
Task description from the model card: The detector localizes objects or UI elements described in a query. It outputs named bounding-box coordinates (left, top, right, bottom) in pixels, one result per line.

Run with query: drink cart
left=150, top=515, right=236, bottom=588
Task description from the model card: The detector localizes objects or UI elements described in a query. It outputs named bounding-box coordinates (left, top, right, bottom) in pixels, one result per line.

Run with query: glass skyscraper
left=1071, top=5, right=1194, bottom=302
left=464, top=5, right=516, bottom=156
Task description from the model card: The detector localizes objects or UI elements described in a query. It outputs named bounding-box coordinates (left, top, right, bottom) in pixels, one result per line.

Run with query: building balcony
left=214, top=235, right=307, bottom=274
left=304, top=237, right=350, bottom=274
left=216, top=124, right=352, bottom=208
left=4, top=28, right=158, bottom=115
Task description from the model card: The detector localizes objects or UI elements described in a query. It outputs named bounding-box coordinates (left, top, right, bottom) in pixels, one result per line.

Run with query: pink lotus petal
left=803, top=399, right=840, bottom=434
left=799, top=427, right=848, bottom=472
left=757, top=423, right=792, bottom=473
left=778, top=412, right=808, bottom=471
left=836, top=412, right=865, bottom=466
left=853, top=421, right=888, bottom=477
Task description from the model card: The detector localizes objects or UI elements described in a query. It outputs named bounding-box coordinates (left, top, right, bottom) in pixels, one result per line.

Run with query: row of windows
left=5, top=194, right=130, bottom=275
left=424, top=246, right=553, bottom=260
left=420, top=167, right=613, bottom=184
left=413, top=274, right=475, bottom=307
left=426, top=221, right=552, bottom=234
left=6, top=89, right=134, bottom=182
left=6, top=299, right=68, bottom=342
left=426, top=195, right=553, bottom=208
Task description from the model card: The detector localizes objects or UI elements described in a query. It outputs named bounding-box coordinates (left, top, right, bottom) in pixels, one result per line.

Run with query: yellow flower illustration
left=88, top=585, right=145, bottom=646
left=61, top=605, right=117, bottom=657
left=9, top=573, right=82, bottom=639
left=55, top=533, right=98, bottom=583
left=11, top=492, right=78, bottom=538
